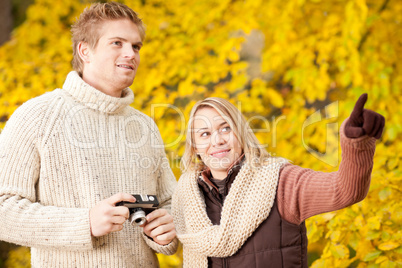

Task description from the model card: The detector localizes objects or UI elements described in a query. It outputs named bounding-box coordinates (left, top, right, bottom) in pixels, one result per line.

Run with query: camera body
left=116, top=194, right=159, bottom=226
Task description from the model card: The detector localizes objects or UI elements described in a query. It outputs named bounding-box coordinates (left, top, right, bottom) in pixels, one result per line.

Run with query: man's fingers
left=149, top=222, right=175, bottom=237
left=146, top=208, right=166, bottom=223
left=142, top=208, right=176, bottom=245
left=350, top=93, right=368, bottom=120
left=154, top=228, right=176, bottom=245
left=144, top=209, right=172, bottom=230
left=107, top=193, right=136, bottom=205
left=145, top=223, right=176, bottom=245
left=111, top=215, right=127, bottom=225
left=113, top=206, right=130, bottom=218
left=109, top=224, right=124, bottom=233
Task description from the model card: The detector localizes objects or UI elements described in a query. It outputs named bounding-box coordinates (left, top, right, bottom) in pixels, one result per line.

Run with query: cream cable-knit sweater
left=0, top=71, right=178, bottom=267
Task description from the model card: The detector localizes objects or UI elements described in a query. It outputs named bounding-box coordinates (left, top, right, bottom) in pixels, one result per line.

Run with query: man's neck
left=81, top=73, right=124, bottom=98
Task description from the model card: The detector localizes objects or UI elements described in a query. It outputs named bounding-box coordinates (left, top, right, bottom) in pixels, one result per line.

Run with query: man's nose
left=123, top=45, right=136, bottom=59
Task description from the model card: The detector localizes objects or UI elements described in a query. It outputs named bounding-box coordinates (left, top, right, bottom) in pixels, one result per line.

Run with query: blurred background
left=0, top=0, right=401, bottom=267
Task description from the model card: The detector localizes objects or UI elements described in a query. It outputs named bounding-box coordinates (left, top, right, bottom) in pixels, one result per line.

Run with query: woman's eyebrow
left=195, top=127, right=208, bottom=133
left=218, top=121, right=228, bottom=127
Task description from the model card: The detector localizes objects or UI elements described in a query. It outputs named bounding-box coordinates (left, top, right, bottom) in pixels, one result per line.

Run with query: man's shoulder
left=12, top=89, right=62, bottom=118
left=19, top=89, right=62, bottom=109
left=125, top=107, right=158, bottom=127
left=125, top=106, right=149, bottom=118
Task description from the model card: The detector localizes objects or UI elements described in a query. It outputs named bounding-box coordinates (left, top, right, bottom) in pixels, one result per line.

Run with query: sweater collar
left=198, top=155, right=245, bottom=193
left=62, top=71, right=134, bottom=114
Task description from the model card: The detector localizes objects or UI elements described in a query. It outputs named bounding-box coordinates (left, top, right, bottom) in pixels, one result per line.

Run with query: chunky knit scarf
left=172, top=159, right=284, bottom=267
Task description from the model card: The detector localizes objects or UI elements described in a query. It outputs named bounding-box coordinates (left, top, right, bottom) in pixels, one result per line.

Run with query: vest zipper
left=211, top=192, right=223, bottom=209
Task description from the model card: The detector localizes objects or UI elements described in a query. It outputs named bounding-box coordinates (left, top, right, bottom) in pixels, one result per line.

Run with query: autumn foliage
left=0, top=0, right=401, bottom=267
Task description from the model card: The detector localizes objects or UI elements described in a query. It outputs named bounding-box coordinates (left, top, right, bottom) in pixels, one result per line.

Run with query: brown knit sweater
left=199, top=120, right=376, bottom=226
left=173, top=119, right=376, bottom=267
left=277, top=120, right=376, bottom=225
left=173, top=119, right=376, bottom=268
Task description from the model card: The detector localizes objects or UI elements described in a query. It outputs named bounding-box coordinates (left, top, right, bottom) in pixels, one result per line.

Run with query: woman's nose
left=211, top=131, right=226, bottom=146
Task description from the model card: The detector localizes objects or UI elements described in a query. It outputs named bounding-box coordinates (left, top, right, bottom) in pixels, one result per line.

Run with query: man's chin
left=119, top=77, right=135, bottom=89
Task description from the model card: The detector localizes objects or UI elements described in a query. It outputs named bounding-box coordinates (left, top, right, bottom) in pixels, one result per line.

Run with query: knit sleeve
left=141, top=118, right=178, bottom=255
left=277, top=119, right=376, bottom=225
left=0, top=98, right=93, bottom=250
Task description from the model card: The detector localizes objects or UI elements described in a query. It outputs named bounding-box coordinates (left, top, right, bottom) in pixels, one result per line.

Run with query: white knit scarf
left=172, top=159, right=284, bottom=268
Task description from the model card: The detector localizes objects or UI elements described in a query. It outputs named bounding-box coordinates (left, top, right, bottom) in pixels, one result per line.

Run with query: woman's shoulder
left=252, top=157, right=289, bottom=171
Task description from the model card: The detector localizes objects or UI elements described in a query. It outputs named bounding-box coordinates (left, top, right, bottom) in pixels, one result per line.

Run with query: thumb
left=344, top=125, right=366, bottom=138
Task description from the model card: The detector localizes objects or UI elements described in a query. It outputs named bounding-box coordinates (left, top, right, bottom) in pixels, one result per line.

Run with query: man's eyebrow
left=108, top=37, right=143, bottom=45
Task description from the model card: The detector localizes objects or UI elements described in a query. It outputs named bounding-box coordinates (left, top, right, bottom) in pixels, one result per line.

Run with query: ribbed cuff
left=340, top=118, right=377, bottom=150
left=141, top=233, right=179, bottom=255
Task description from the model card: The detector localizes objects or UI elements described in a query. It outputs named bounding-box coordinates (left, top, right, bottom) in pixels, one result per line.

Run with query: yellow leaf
left=375, top=256, right=388, bottom=264
left=265, top=88, right=284, bottom=108
left=378, top=242, right=400, bottom=251
left=330, top=244, right=349, bottom=258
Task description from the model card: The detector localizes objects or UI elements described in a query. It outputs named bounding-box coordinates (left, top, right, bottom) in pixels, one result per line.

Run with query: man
left=0, top=2, right=177, bottom=267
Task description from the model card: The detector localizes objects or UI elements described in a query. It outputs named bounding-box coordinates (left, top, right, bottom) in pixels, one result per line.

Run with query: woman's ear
left=77, top=41, right=91, bottom=63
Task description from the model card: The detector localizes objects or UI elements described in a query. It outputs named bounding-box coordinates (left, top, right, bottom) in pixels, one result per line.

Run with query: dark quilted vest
left=198, top=166, right=308, bottom=268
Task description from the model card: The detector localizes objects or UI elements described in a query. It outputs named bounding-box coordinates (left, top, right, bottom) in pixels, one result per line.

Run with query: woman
left=172, top=94, right=384, bottom=268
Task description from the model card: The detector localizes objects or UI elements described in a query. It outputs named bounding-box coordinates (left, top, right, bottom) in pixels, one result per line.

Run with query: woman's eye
left=221, top=126, right=231, bottom=132
left=200, top=132, right=210, bottom=137
left=113, top=41, right=122, bottom=46
left=133, top=44, right=141, bottom=51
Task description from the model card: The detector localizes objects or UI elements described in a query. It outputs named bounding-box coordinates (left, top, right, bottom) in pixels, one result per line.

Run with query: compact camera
left=116, top=194, right=159, bottom=226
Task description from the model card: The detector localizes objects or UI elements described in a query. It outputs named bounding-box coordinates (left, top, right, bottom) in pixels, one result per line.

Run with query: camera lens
left=129, top=209, right=147, bottom=226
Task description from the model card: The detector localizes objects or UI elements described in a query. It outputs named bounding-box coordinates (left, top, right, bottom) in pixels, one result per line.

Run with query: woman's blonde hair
left=71, top=2, right=145, bottom=77
left=180, top=97, right=271, bottom=172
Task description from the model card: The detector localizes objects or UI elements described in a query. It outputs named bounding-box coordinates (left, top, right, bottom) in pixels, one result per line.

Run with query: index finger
left=350, top=93, right=368, bottom=119
left=146, top=208, right=167, bottom=222
left=107, top=193, right=136, bottom=205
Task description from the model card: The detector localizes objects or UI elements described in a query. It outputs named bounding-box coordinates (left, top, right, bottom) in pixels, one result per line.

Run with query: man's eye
left=113, top=41, right=122, bottom=46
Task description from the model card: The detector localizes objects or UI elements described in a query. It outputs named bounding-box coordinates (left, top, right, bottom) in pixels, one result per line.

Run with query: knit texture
left=277, top=120, right=376, bottom=225
left=173, top=120, right=377, bottom=268
left=172, top=158, right=285, bottom=268
left=0, top=71, right=178, bottom=267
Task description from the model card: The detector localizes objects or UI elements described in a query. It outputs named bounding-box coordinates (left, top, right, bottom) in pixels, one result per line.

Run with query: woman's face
left=192, top=107, right=243, bottom=180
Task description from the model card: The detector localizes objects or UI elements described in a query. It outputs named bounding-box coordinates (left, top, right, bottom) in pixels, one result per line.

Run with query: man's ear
left=77, top=41, right=91, bottom=63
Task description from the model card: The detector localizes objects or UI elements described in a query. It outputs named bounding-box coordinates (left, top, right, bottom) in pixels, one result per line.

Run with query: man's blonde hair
left=181, top=97, right=272, bottom=172
left=71, top=2, right=145, bottom=76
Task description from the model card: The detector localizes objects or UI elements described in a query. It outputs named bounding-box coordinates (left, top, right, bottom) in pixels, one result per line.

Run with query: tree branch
left=358, top=0, right=391, bottom=51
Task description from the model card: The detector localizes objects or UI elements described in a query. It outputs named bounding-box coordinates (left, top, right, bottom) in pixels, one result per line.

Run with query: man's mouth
left=210, top=149, right=231, bottom=157
left=117, top=64, right=134, bottom=70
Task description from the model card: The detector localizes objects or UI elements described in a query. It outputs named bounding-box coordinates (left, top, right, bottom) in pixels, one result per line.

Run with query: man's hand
left=90, top=193, right=136, bottom=237
left=142, top=209, right=176, bottom=245
left=345, top=93, right=385, bottom=139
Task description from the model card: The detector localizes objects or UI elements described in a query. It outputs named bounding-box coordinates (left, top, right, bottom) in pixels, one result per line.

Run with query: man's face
left=82, top=19, right=143, bottom=97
